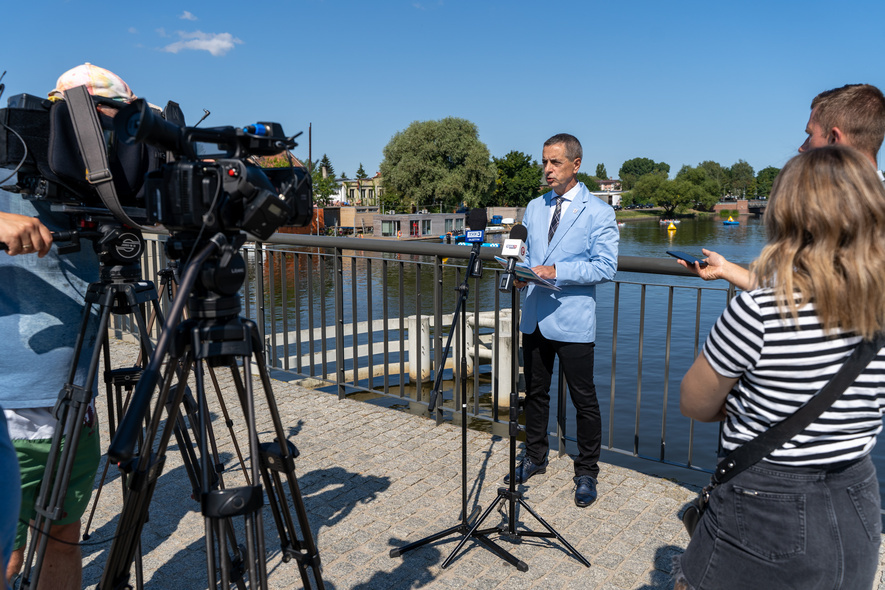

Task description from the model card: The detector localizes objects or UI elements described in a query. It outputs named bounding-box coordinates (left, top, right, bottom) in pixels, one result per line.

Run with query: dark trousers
left=522, top=327, right=601, bottom=479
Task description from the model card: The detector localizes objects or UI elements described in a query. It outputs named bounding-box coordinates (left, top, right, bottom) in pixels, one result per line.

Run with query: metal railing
left=123, top=233, right=741, bottom=481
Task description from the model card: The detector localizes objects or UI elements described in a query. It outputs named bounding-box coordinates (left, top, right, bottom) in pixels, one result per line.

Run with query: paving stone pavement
left=65, top=339, right=885, bottom=589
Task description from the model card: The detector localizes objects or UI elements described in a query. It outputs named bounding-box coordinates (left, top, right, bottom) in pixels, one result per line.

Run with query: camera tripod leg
left=194, top=355, right=267, bottom=590
left=97, top=348, right=196, bottom=590
left=21, top=278, right=161, bottom=590
left=246, top=323, right=324, bottom=589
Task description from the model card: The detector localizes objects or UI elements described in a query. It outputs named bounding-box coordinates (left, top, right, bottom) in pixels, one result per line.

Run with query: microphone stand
left=391, top=235, right=526, bottom=568
left=440, top=262, right=591, bottom=571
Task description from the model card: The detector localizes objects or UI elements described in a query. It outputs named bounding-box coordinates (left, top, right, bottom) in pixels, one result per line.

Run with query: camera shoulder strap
left=64, top=84, right=148, bottom=231
left=712, top=331, right=885, bottom=485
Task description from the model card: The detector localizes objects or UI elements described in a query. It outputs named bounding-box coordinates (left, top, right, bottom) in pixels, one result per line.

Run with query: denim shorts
left=675, top=454, right=881, bottom=590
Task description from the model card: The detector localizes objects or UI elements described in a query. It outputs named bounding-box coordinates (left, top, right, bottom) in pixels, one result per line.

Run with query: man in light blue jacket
left=507, top=133, right=618, bottom=507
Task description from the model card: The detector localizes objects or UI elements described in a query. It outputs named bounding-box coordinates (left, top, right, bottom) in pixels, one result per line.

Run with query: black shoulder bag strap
left=712, top=332, right=885, bottom=486
left=64, top=84, right=149, bottom=232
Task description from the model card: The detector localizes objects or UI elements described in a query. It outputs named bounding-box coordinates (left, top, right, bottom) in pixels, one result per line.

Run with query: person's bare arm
left=680, top=352, right=738, bottom=422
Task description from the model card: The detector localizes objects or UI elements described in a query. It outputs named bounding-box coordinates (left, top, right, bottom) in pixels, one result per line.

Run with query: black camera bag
left=1, top=91, right=160, bottom=217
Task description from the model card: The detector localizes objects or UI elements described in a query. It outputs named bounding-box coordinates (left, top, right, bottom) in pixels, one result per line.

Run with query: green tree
left=576, top=172, right=600, bottom=191
left=319, top=153, right=335, bottom=178
left=379, top=186, right=405, bottom=213
left=596, top=163, right=607, bottom=179
left=698, top=160, right=727, bottom=196
left=675, top=164, right=721, bottom=211
left=728, top=159, right=756, bottom=198
left=632, top=174, right=693, bottom=216
left=755, top=166, right=780, bottom=199
left=493, top=151, right=542, bottom=206
left=673, top=178, right=708, bottom=212
left=618, top=157, right=670, bottom=190
left=379, top=117, right=495, bottom=210
left=353, top=163, right=370, bottom=205
left=306, top=157, right=339, bottom=205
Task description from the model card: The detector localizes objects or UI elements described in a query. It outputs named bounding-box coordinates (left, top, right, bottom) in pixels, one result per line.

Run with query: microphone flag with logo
left=498, top=223, right=528, bottom=292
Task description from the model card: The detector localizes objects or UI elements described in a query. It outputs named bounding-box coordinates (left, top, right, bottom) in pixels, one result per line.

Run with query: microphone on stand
left=498, top=223, right=528, bottom=292
left=465, top=208, right=487, bottom=278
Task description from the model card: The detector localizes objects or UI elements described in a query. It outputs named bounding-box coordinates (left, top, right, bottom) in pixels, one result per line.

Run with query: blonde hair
left=752, top=146, right=885, bottom=339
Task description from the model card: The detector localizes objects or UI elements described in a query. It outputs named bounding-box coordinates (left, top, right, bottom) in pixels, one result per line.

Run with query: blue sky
left=3, top=0, right=885, bottom=180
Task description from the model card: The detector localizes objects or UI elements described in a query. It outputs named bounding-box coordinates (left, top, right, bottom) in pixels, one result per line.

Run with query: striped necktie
left=548, top=196, right=563, bottom=243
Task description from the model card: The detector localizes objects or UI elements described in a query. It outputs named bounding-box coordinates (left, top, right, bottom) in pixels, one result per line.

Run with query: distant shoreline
left=614, top=209, right=722, bottom=222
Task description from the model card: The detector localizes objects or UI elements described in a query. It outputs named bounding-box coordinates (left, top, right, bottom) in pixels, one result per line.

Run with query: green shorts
left=13, top=421, right=101, bottom=549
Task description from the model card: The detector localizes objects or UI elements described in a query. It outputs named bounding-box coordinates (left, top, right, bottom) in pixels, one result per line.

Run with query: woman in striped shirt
left=675, top=146, right=885, bottom=590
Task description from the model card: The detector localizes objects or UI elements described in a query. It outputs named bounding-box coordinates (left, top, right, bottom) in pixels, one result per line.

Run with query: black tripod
left=20, top=227, right=164, bottom=590
left=78, top=257, right=247, bottom=590
left=390, top=245, right=526, bottom=569
left=99, top=232, right=323, bottom=590
left=441, top=282, right=590, bottom=569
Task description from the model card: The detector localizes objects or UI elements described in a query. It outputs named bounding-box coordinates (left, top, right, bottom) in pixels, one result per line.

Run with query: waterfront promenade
left=78, top=339, right=885, bottom=589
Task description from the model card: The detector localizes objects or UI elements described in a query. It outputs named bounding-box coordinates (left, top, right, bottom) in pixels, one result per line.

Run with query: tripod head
left=108, top=230, right=248, bottom=464
left=165, top=230, right=247, bottom=320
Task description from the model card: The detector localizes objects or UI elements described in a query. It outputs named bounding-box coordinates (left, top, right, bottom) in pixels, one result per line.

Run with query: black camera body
left=143, top=158, right=305, bottom=240
left=115, top=98, right=312, bottom=240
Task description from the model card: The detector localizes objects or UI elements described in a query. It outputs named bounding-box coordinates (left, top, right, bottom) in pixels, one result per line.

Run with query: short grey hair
left=544, top=133, right=582, bottom=161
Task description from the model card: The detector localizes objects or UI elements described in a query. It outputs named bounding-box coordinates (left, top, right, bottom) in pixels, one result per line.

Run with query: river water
left=588, top=216, right=766, bottom=477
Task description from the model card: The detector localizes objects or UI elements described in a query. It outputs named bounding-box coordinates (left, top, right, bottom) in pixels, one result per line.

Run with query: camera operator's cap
left=47, top=62, right=136, bottom=103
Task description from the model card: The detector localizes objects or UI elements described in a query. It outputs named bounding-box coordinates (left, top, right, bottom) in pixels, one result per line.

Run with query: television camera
left=0, top=89, right=312, bottom=258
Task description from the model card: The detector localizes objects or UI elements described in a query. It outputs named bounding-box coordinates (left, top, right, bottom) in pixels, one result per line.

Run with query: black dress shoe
left=574, top=475, right=597, bottom=507
left=503, top=457, right=548, bottom=484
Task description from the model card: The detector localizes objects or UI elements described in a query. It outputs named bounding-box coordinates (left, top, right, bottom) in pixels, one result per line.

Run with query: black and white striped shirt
left=704, top=289, right=885, bottom=466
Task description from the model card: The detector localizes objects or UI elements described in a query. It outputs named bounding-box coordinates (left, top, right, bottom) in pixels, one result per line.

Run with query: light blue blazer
left=519, top=183, right=619, bottom=343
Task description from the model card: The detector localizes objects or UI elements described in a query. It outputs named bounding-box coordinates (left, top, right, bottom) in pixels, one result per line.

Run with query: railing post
left=268, top=248, right=277, bottom=369
left=661, top=286, right=674, bottom=461
left=434, top=256, right=444, bottom=425
left=351, top=257, right=359, bottom=388
left=609, top=282, right=619, bottom=449
left=334, top=246, right=345, bottom=399
left=634, top=284, right=646, bottom=455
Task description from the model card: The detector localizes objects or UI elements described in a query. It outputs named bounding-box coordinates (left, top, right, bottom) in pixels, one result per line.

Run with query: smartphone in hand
left=667, top=250, right=708, bottom=268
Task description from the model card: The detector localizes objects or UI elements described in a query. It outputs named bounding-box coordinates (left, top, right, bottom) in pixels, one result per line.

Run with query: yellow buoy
left=727, top=216, right=734, bottom=222
left=667, top=222, right=677, bottom=230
